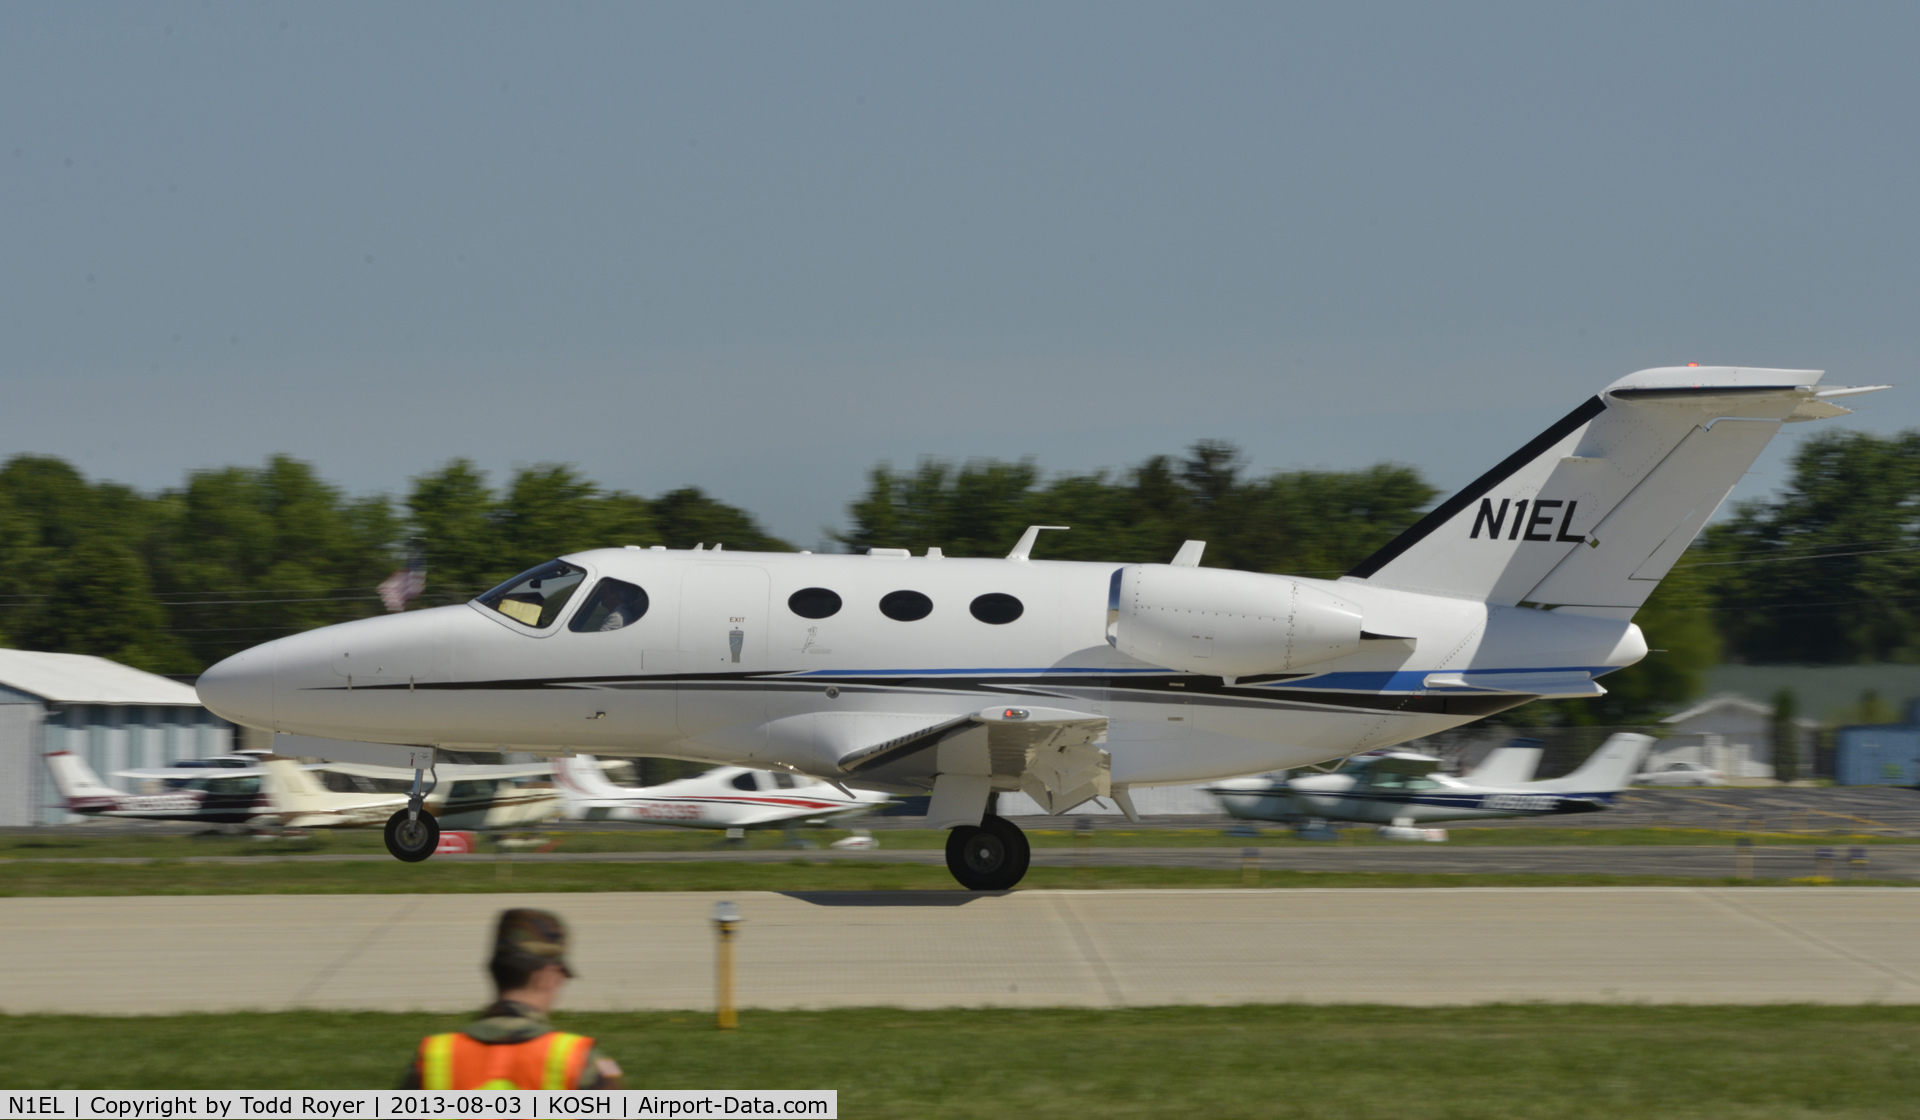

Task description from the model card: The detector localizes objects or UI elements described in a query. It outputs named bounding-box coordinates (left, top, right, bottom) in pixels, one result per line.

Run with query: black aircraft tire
left=945, top=813, right=1031, bottom=890
left=384, top=808, right=440, bottom=863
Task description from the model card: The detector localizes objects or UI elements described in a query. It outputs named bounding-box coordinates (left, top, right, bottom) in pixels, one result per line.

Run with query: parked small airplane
left=308, top=760, right=564, bottom=835
left=194, top=367, right=1883, bottom=886
left=1207, top=732, right=1652, bottom=829
left=552, top=754, right=892, bottom=829
left=47, top=751, right=269, bottom=825
left=50, top=752, right=561, bottom=848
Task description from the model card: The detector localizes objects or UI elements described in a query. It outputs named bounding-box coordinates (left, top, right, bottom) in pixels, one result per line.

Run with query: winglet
left=1006, top=525, right=1070, bottom=561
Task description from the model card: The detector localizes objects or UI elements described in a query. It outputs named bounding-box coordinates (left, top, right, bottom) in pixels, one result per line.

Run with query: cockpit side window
left=731, top=773, right=757, bottom=791
left=477, top=560, right=587, bottom=629
left=569, top=578, right=650, bottom=633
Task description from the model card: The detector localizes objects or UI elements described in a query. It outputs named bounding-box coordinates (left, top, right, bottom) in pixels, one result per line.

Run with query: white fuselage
left=197, top=547, right=1646, bottom=791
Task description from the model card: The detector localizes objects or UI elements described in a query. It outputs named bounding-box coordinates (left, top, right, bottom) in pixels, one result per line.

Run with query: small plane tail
left=1466, top=741, right=1543, bottom=786
left=1532, top=733, right=1652, bottom=793
left=552, top=754, right=629, bottom=800
left=45, top=751, right=118, bottom=802
left=262, top=758, right=333, bottom=811
left=1344, top=368, right=1884, bottom=612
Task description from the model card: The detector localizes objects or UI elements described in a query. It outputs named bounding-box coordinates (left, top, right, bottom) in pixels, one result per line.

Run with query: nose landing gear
left=944, top=813, right=1031, bottom=890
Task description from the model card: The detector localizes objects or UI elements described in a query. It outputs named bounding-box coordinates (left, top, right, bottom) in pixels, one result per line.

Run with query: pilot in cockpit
left=570, top=578, right=648, bottom=633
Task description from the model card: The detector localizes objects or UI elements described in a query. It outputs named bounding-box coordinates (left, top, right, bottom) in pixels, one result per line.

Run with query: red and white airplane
left=551, top=755, right=891, bottom=829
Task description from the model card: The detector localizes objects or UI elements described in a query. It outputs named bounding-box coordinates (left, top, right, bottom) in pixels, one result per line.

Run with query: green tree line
left=1, top=430, right=1913, bottom=722
left=0, top=456, right=784, bottom=673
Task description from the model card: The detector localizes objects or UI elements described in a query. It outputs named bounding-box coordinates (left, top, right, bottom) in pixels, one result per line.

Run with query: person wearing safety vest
left=401, top=908, right=624, bottom=1090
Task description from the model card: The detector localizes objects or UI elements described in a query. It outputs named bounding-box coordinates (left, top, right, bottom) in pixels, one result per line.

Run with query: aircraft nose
left=196, top=643, right=277, bottom=731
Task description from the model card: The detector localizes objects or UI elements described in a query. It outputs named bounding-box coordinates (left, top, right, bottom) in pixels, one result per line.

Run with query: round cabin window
left=788, top=587, right=843, bottom=619
left=969, top=592, right=1024, bottom=625
left=879, top=589, right=934, bottom=622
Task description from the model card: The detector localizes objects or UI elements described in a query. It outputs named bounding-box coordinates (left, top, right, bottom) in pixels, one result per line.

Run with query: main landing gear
left=383, top=762, right=440, bottom=862
left=384, top=808, right=439, bottom=861
left=945, top=813, right=1031, bottom=890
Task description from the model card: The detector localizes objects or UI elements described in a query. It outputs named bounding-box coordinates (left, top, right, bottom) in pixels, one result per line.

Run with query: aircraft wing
left=114, top=766, right=270, bottom=780
left=317, top=761, right=556, bottom=780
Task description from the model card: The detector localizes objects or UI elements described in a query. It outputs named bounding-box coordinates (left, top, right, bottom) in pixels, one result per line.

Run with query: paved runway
left=7, top=888, right=1920, bottom=1014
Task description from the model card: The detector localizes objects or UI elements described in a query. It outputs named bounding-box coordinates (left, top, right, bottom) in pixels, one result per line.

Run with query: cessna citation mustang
left=195, top=366, right=1884, bottom=888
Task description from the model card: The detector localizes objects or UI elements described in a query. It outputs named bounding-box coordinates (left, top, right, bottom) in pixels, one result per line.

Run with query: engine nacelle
left=1107, top=565, right=1365, bottom=677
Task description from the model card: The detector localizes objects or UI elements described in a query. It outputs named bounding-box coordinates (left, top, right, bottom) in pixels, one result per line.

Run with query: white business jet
left=194, top=367, right=1883, bottom=887
left=1208, top=733, right=1651, bottom=830
left=551, top=755, right=892, bottom=829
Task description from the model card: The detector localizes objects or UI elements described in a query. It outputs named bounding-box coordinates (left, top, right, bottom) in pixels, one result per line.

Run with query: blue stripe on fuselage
left=783, top=665, right=1619, bottom=691
left=1260, top=667, right=1618, bottom=692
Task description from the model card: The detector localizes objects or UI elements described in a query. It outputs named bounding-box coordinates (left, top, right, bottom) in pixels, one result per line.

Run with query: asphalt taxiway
left=7, top=887, right=1920, bottom=1014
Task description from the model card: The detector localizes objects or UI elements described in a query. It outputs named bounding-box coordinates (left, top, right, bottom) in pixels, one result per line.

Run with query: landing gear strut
left=383, top=762, right=440, bottom=862
left=945, top=813, right=1031, bottom=890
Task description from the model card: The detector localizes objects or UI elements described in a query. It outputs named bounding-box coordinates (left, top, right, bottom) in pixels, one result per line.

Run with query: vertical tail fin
left=262, top=759, right=332, bottom=811
left=44, top=751, right=118, bottom=802
left=552, top=755, right=629, bottom=799
left=1532, top=733, right=1652, bottom=793
left=1466, top=742, right=1544, bottom=786
left=1344, top=368, right=1884, bottom=611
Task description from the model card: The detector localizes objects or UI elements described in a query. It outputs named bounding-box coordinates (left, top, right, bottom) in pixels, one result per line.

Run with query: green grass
left=0, top=858, right=1908, bottom=896
left=4, top=824, right=1908, bottom=863
left=4, top=1005, right=1917, bottom=1118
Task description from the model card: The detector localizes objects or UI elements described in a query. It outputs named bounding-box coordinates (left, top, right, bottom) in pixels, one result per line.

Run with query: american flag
left=378, top=564, right=426, bottom=613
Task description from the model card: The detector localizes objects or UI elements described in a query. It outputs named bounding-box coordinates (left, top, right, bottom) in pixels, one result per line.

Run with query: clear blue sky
left=5, top=3, right=1916, bottom=548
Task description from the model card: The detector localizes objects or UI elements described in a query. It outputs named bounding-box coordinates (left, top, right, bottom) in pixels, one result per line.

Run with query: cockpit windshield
left=477, top=560, right=587, bottom=629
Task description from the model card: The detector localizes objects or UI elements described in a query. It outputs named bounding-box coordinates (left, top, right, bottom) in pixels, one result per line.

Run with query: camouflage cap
left=492, top=907, right=575, bottom=978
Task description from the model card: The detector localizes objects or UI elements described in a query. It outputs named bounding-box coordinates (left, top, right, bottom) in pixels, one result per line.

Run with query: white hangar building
left=0, top=649, right=235, bottom=826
